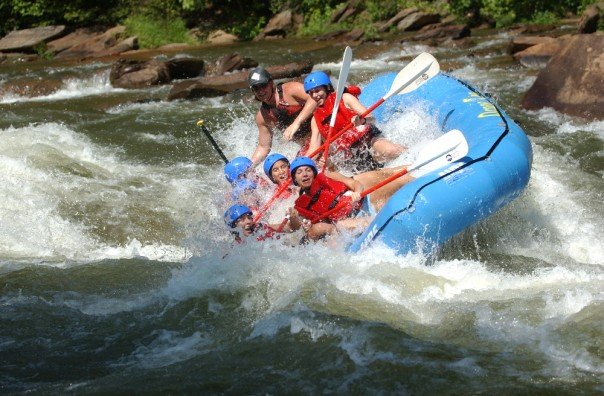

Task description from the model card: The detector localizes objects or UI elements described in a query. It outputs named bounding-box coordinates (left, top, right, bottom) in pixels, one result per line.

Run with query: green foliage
left=229, top=16, right=267, bottom=41
left=297, top=6, right=343, bottom=37
left=1, top=0, right=600, bottom=44
left=480, top=0, right=516, bottom=27
left=124, top=14, right=196, bottom=48
left=0, top=0, right=131, bottom=36
left=365, top=0, right=399, bottom=21
left=33, top=42, right=54, bottom=60
left=528, top=10, right=558, bottom=25
left=447, top=0, right=595, bottom=26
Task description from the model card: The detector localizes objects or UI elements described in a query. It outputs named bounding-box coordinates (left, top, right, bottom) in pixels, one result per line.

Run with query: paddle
left=196, top=119, right=229, bottom=164
left=307, top=52, right=440, bottom=160
left=252, top=178, right=291, bottom=223
left=310, top=129, right=469, bottom=224
left=322, top=46, right=353, bottom=172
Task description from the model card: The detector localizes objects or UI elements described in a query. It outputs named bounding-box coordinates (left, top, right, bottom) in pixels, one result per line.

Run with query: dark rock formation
left=513, top=36, right=572, bottom=68
left=378, top=8, right=418, bottom=33
left=166, top=57, right=206, bottom=79
left=255, top=10, right=298, bottom=41
left=331, top=0, right=363, bottom=24
left=397, top=12, right=441, bottom=31
left=110, top=59, right=171, bottom=88
left=413, top=24, right=470, bottom=41
left=509, top=35, right=557, bottom=54
left=51, top=26, right=137, bottom=60
left=0, top=78, right=63, bottom=97
left=578, top=4, right=601, bottom=34
left=208, top=54, right=258, bottom=76
left=521, top=34, right=604, bottom=120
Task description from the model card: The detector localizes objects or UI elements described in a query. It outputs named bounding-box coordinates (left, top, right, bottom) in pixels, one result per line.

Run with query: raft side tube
left=349, top=73, right=532, bottom=254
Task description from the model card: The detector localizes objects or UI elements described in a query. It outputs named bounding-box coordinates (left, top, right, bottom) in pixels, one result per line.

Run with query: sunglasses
left=251, top=82, right=269, bottom=92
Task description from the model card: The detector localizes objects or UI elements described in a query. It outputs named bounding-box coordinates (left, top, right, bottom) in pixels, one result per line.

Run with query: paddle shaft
left=322, top=46, right=352, bottom=172
left=252, top=179, right=291, bottom=223
left=307, top=104, right=377, bottom=159
left=307, top=59, right=435, bottom=159
left=198, top=122, right=229, bottom=164
left=309, top=166, right=409, bottom=224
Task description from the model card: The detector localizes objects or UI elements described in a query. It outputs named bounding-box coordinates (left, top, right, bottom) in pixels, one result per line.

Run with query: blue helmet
left=263, top=153, right=289, bottom=182
left=231, top=178, right=257, bottom=200
left=224, top=204, right=253, bottom=228
left=224, top=156, right=252, bottom=183
left=290, top=156, right=318, bottom=185
left=304, top=71, right=331, bottom=92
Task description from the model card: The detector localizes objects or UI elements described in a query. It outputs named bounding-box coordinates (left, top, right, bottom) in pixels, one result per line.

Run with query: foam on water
left=159, top=227, right=602, bottom=378
left=0, top=123, right=210, bottom=265
left=0, top=71, right=125, bottom=104
left=504, top=145, right=604, bottom=266
left=531, top=107, right=604, bottom=139
left=114, top=329, right=214, bottom=369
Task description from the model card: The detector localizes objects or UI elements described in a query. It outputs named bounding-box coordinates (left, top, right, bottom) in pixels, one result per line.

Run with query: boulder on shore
left=0, top=26, right=66, bottom=53
left=397, top=12, right=440, bottom=31
left=521, top=34, right=604, bottom=120
left=254, top=10, right=301, bottom=41
left=52, top=26, right=137, bottom=59
left=207, top=30, right=238, bottom=45
left=378, top=8, right=418, bottom=32
left=413, top=24, right=470, bottom=41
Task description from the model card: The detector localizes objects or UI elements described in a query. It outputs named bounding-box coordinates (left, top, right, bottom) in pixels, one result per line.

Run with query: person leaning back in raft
left=248, top=67, right=317, bottom=166
left=304, top=71, right=405, bottom=172
left=262, top=153, right=301, bottom=226
left=223, top=156, right=270, bottom=210
left=224, top=204, right=302, bottom=244
left=290, top=156, right=413, bottom=242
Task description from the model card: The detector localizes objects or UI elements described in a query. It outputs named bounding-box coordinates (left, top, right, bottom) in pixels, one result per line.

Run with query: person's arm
left=325, top=171, right=363, bottom=202
left=283, top=83, right=317, bottom=141
left=250, top=112, right=273, bottom=166
left=305, top=117, right=322, bottom=158
left=274, top=207, right=303, bottom=233
left=342, top=93, right=375, bottom=126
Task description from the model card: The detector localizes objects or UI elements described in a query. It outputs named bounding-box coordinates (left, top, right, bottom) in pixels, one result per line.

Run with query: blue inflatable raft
left=348, top=72, right=533, bottom=254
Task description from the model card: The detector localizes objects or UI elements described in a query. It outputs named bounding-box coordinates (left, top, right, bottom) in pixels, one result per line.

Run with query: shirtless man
left=248, top=67, right=317, bottom=165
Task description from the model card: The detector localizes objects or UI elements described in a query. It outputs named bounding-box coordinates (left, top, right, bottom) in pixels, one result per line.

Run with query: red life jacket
left=261, top=83, right=311, bottom=142
left=294, top=173, right=358, bottom=221
left=312, top=86, right=370, bottom=152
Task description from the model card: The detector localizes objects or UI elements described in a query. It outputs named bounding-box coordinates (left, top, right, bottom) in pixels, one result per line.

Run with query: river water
left=1, top=31, right=602, bottom=394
